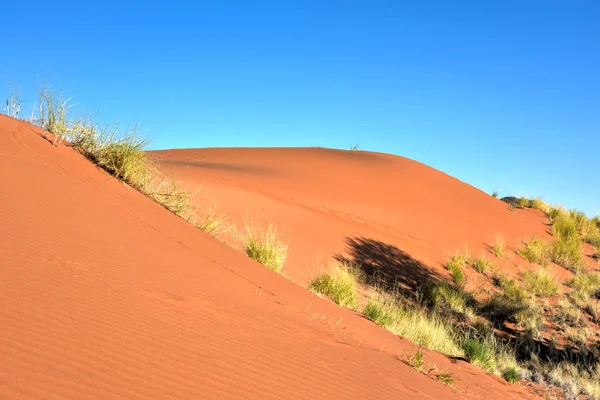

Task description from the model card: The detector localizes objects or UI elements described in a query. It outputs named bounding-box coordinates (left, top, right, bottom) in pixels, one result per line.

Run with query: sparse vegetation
left=468, top=255, right=494, bottom=274
left=242, top=219, right=288, bottom=273
left=518, top=237, right=550, bottom=266
left=555, top=300, right=585, bottom=328
left=8, top=81, right=600, bottom=399
left=522, top=268, right=559, bottom=297
left=2, top=84, right=22, bottom=118
left=436, top=371, right=454, bottom=386
left=462, top=338, right=497, bottom=372
left=363, top=291, right=464, bottom=357
left=195, top=203, right=232, bottom=238
left=446, top=255, right=466, bottom=287
left=502, top=367, right=520, bottom=383
left=516, top=196, right=530, bottom=208
left=491, top=234, right=506, bottom=258
left=309, top=262, right=360, bottom=309
left=425, top=281, right=475, bottom=320
left=492, top=191, right=499, bottom=198
left=407, top=349, right=425, bottom=371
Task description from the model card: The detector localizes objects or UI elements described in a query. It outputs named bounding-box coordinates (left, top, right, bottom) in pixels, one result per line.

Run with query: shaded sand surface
left=151, top=147, right=551, bottom=287
left=0, top=115, right=538, bottom=399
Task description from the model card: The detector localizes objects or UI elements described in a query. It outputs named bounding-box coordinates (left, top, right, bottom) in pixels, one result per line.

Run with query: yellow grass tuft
left=241, top=218, right=288, bottom=273
left=308, top=262, right=360, bottom=310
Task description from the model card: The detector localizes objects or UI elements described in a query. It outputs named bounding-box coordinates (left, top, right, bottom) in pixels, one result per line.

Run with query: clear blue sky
left=2, top=1, right=599, bottom=215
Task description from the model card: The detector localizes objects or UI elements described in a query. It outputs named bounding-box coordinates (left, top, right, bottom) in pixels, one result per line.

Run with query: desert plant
left=491, top=234, right=506, bottom=258
left=529, top=198, right=550, bottom=213
left=516, top=196, right=530, bottom=208
left=552, top=212, right=579, bottom=241
left=363, top=292, right=464, bottom=357
left=554, top=300, right=585, bottom=328
left=242, top=219, right=288, bottom=273
left=436, top=371, right=454, bottom=386
left=407, top=349, right=425, bottom=372
left=551, top=236, right=584, bottom=272
left=567, top=272, right=600, bottom=305
left=502, top=367, right=520, bottom=383
left=2, top=84, right=22, bottom=118
left=518, top=237, right=550, bottom=266
left=196, top=204, right=231, bottom=238
left=446, top=256, right=466, bottom=287
left=522, top=268, right=559, bottom=297
left=309, top=262, right=360, bottom=309
left=468, top=255, right=494, bottom=274
left=424, top=281, right=475, bottom=320
left=492, top=191, right=499, bottom=198
left=462, top=338, right=497, bottom=372
left=36, top=84, right=75, bottom=147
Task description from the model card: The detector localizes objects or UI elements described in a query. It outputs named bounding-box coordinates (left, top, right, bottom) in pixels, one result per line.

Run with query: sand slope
left=151, top=147, right=551, bottom=286
left=0, top=116, right=540, bottom=399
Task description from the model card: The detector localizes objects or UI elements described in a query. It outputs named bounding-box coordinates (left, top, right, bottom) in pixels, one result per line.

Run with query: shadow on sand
left=334, top=236, right=444, bottom=291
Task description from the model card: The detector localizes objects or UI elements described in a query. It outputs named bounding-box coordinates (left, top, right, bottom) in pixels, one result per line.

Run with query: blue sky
left=2, top=1, right=599, bottom=215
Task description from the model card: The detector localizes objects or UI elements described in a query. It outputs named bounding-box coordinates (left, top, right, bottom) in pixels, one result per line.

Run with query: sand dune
left=0, top=115, right=540, bottom=399
left=151, top=147, right=551, bottom=287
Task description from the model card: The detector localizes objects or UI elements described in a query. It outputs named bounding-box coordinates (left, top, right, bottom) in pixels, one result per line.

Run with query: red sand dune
left=0, top=115, right=540, bottom=399
left=150, top=147, right=553, bottom=287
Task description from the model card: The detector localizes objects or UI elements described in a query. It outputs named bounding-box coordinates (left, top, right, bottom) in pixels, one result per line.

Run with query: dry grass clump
left=309, top=262, right=361, bottom=310
left=363, top=291, right=464, bottom=357
left=554, top=300, right=586, bottom=328
left=2, top=84, right=22, bottom=118
left=521, top=268, right=559, bottom=297
left=468, top=255, right=494, bottom=274
left=567, top=272, right=600, bottom=309
left=529, top=197, right=551, bottom=213
left=29, top=85, right=199, bottom=220
left=518, top=237, right=550, bottom=266
left=424, top=281, right=475, bottom=320
left=195, top=203, right=232, bottom=238
left=241, top=219, right=288, bottom=273
left=542, top=361, right=600, bottom=400
left=516, top=196, right=530, bottom=208
left=490, top=234, right=506, bottom=258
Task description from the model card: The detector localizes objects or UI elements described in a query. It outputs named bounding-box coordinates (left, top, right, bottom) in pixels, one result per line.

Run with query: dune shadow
left=334, top=236, right=444, bottom=291
left=157, top=159, right=276, bottom=176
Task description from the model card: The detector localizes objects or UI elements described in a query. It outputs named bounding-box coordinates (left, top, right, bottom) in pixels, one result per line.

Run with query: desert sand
left=0, top=115, right=539, bottom=399
left=150, top=147, right=553, bottom=287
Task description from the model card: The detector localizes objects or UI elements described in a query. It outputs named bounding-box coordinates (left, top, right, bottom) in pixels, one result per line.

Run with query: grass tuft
left=490, top=234, right=506, bottom=258
left=309, top=262, right=360, bottom=309
left=446, top=256, right=466, bottom=287
left=436, top=371, right=454, bottom=386
left=195, top=203, right=232, bottom=238
left=521, top=268, right=559, bottom=297
left=241, top=219, right=288, bottom=273
left=516, top=196, right=530, bottom=208
left=2, top=83, right=22, bottom=118
left=468, top=255, right=494, bottom=274
left=363, top=291, right=464, bottom=357
left=518, top=237, right=550, bottom=266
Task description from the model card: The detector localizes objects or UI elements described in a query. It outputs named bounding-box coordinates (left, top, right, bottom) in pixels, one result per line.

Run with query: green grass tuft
left=446, top=256, right=466, bottom=287
left=502, top=367, right=521, bottom=383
